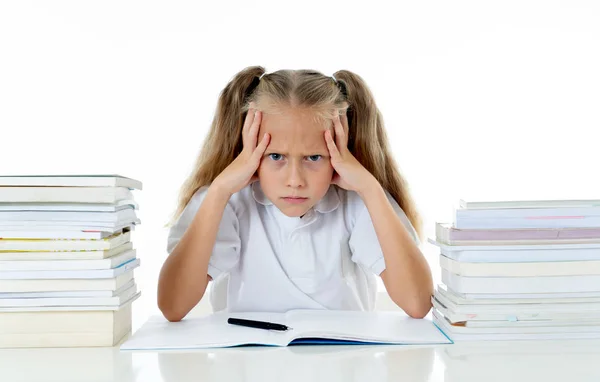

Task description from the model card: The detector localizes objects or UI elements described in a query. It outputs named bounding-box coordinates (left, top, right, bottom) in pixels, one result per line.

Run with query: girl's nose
left=286, top=162, right=306, bottom=188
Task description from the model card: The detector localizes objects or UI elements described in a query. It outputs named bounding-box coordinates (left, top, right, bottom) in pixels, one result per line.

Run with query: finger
left=332, top=114, right=347, bottom=149
left=341, top=112, right=350, bottom=138
left=247, top=110, right=262, bottom=150
left=251, top=132, right=270, bottom=163
left=242, top=106, right=256, bottom=147
left=324, top=130, right=341, bottom=161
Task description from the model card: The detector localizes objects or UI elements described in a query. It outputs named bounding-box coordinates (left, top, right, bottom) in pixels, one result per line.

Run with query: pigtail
left=169, top=66, right=265, bottom=225
left=333, top=70, right=423, bottom=239
left=332, top=71, right=383, bottom=176
left=210, top=66, right=265, bottom=158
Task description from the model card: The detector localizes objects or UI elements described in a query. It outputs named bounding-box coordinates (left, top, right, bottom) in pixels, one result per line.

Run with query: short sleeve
left=166, top=186, right=241, bottom=281
left=348, top=190, right=420, bottom=276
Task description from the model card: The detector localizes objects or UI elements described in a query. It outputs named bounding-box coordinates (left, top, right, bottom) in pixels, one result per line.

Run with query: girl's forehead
left=259, top=112, right=331, bottom=153
left=265, top=128, right=329, bottom=153
left=260, top=108, right=330, bottom=132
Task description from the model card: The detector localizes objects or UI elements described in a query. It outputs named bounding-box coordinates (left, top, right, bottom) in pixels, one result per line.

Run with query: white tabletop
left=1, top=338, right=600, bottom=382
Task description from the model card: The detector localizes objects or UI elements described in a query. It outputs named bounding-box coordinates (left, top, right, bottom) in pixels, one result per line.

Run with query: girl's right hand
left=213, top=106, right=270, bottom=196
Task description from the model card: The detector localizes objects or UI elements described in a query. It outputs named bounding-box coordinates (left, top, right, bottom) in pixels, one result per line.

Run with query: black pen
left=227, top=317, right=291, bottom=331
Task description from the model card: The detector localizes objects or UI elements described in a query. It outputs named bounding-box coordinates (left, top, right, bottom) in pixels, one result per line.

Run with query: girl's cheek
left=308, top=161, right=329, bottom=170
left=261, top=161, right=283, bottom=172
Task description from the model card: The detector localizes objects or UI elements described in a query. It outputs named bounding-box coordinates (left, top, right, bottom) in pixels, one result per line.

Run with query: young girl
left=157, top=66, right=433, bottom=322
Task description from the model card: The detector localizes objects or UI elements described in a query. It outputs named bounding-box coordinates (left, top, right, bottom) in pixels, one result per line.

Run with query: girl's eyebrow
left=265, top=149, right=327, bottom=155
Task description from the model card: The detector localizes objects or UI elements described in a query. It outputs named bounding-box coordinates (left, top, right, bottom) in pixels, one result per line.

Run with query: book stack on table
left=0, top=175, right=142, bottom=348
left=429, top=199, right=600, bottom=341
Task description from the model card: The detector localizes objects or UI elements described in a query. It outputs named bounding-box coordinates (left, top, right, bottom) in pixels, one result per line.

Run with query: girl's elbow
left=405, top=301, right=432, bottom=319
left=392, top=293, right=432, bottom=319
left=158, top=299, right=188, bottom=322
left=163, top=311, right=186, bottom=323
left=157, top=291, right=189, bottom=322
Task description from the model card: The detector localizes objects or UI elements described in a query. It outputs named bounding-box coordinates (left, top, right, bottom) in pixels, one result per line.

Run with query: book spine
left=454, top=217, right=600, bottom=230
left=442, top=247, right=600, bottom=263
left=442, top=270, right=600, bottom=294
left=0, top=258, right=138, bottom=280
left=456, top=206, right=600, bottom=219
left=439, top=255, right=600, bottom=277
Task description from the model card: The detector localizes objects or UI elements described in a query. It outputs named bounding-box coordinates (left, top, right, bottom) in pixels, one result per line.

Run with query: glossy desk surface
left=1, top=338, right=600, bottom=382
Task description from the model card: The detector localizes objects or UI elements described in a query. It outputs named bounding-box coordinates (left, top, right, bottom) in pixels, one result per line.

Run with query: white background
left=1, top=1, right=598, bottom=330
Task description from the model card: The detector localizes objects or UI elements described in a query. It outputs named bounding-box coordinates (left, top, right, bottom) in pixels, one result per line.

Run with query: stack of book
left=429, top=199, right=600, bottom=341
left=0, top=175, right=142, bottom=348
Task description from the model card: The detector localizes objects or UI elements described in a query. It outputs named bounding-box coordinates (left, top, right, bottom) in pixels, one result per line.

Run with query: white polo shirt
left=166, top=181, right=419, bottom=313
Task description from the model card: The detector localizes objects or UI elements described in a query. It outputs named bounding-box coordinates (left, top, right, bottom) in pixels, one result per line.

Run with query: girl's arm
left=358, top=182, right=433, bottom=319
left=157, top=184, right=231, bottom=322
left=158, top=106, right=267, bottom=321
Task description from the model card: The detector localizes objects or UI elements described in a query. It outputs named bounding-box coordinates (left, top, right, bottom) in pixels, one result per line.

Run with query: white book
left=433, top=315, right=600, bottom=341
left=428, top=239, right=600, bottom=262
left=0, top=258, right=139, bottom=280
left=0, top=225, right=133, bottom=239
left=438, top=255, right=600, bottom=277
left=456, top=206, right=600, bottom=220
left=0, top=301, right=134, bottom=347
left=0, top=201, right=138, bottom=212
left=0, top=301, right=133, bottom=334
left=0, top=285, right=139, bottom=308
left=433, top=292, right=600, bottom=317
left=441, top=288, right=600, bottom=300
left=432, top=309, right=600, bottom=336
left=0, top=187, right=133, bottom=203
left=121, top=310, right=452, bottom=350
left=0, top=292, right=140, bottom=312
left=0, top=242, right=132, bottom=261
left=0, top=249, right=136, bottom=271
left=0, top=174, right=142, bottom=190
left=436, top=284, right=600, bottom=305
left=0, top=280, right=135, bottom=298
left=441, top=315, right=600, bottom=329
left=441, top=269, right=600, bottom=294
left=436, top=238, right=600, bottom=246
left=0, top=270, right=134, bottom=293
left=434, top=222, right=600, bottom=246
left=0, top=323, right=132, bottom=348
left=432, top=296, right=600, bottom=323
left=0, top=231, right=131, bottom=251
left=459, top=199, right=600, bottom=210
left=0, top=208, right=138, bottom=223
left=433, top=309, right=600, bottom=332
left=0, top=218, right=140, bottom=228
left=454, top=216, right=600, bottom=229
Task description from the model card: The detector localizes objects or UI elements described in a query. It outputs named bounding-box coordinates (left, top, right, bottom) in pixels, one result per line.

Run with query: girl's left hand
left=324, top=112, right=376, bottom=194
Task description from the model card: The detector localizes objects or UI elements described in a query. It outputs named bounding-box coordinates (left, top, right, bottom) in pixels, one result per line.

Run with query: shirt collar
left=251, top=181, right=340, bottom=214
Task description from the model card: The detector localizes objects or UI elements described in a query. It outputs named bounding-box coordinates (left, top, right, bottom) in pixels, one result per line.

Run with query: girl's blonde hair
left=170, top=66, right=422, bottom=239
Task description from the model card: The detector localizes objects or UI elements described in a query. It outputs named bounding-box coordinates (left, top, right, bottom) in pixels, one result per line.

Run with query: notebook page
left=287, top=310, right=451, bottom=344
left=121, top=311, right=293, bottom=350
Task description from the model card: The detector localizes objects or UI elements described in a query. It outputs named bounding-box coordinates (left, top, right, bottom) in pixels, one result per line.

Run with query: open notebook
left=121, top=310, right=452, bottom=350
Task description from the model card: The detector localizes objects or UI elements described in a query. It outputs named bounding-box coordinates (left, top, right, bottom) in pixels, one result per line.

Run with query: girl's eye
left=308, top=155, right=322, bottom=162
left=268, top=154, right=283, bottom=161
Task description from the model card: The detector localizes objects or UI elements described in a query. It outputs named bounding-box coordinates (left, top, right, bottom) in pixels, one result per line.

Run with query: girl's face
left=257, top=106, right=335, bottom=217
